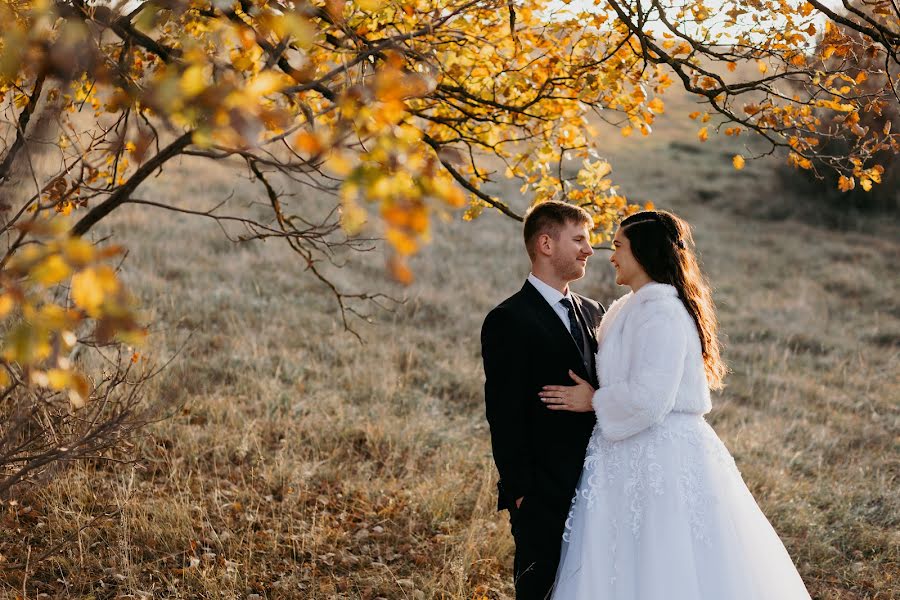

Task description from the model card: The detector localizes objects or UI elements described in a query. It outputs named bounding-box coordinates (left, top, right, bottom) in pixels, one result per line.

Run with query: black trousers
left=510, top=495, right=567, bottom=600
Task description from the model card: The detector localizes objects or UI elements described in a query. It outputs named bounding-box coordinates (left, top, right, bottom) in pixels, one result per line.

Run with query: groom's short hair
left=523, top=201, right=593, bottom=260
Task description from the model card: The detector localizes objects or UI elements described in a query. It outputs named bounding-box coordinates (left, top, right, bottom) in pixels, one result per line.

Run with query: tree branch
left=0, top=73, right=46, bottom=187
left=71, top=131, right=193, bottom=236
left=422, top=134, right=523, bottom=221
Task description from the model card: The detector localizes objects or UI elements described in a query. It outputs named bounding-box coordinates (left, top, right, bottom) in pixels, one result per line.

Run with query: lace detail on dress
left=563, top=423, right=609, bottom=543
left=553, top=410, right=813, bottom=600
left=563, top=413, right=743, bottom=546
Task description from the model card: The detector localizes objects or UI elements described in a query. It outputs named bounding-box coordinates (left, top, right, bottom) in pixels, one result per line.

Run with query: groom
left=481, top=201, right=603, bottom=599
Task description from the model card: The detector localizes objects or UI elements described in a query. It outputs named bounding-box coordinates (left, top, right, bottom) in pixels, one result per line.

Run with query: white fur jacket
left=591, top=282, right=712, bottom=442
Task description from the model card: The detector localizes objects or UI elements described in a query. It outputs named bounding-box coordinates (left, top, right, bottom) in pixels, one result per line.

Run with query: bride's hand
left=539, top=370, right=595, bottom=412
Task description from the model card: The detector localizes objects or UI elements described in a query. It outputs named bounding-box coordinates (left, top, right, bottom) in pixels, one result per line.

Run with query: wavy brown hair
left=620, top=210, right=727, bottom=390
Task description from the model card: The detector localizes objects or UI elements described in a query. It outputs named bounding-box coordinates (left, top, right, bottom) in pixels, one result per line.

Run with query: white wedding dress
left=551, top=283, right=810, bottom=599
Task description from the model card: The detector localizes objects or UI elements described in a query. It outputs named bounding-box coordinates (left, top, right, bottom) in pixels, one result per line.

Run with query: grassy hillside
left=2, top=90, right=898, bottom=599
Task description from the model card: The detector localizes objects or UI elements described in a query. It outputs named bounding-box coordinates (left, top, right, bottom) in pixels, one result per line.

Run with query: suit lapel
left=521, top=282, right=591, bottom=380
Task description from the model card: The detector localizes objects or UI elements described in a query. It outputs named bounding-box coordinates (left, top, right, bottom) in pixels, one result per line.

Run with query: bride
left=538, top=210, right=811, bottom=599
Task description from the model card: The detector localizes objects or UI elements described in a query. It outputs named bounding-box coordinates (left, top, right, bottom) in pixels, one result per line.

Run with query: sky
left=103, top=0, right=837, bottom=49
left=546, top=0, right=836, bottom=45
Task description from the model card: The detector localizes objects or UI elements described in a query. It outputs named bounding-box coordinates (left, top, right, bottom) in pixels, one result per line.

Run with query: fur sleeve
left=591, top=300, right=688, bottom=441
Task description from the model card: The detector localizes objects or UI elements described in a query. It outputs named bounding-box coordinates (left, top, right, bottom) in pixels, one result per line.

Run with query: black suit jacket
left=482, top=281, right=604, bottom=513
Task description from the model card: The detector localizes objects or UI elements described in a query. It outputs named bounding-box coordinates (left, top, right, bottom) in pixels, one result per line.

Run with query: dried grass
left=1, top=95, right=897, bottom=599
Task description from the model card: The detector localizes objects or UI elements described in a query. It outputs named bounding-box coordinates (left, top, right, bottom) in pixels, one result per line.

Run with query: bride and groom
left=481, top=201, right=811, bottom=599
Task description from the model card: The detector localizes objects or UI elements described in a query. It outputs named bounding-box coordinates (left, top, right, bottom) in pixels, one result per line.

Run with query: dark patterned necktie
left=558, top=298, right=586, bottom=361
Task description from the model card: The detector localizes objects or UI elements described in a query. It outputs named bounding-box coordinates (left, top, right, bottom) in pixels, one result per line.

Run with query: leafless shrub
left=0, top=344, right=162, bottom=499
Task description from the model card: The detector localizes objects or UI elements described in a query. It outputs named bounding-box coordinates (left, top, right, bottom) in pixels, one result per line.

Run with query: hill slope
left=2, top=89, right=898, bottom=599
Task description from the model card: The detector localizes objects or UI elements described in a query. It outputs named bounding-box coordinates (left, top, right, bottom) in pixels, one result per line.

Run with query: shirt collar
left=527, top=273, right=573, bottom=308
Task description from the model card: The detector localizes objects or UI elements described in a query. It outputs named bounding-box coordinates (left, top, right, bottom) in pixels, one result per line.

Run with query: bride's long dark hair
left=620, top=210, right=727, bottom=390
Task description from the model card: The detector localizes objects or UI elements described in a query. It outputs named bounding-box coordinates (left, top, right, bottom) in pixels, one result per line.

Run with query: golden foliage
left=0, top=220, right=145, bottom=408
left=0, top=0, right=896, bottom=285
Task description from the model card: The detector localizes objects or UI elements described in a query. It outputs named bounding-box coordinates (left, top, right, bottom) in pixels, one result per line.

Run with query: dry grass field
left=1, top=89, right=898, bottom=599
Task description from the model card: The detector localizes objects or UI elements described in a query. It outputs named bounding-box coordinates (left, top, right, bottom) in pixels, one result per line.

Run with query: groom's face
left=550, top=220, right=594, bottom=282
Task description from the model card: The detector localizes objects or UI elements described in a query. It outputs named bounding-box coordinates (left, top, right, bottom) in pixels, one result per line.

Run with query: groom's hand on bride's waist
left=539, top=369, right=595, bottom=412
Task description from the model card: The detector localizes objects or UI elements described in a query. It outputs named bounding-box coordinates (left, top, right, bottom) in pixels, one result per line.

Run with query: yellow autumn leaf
left=245, top=71, right=291, bottom=98
left=96, top=244, right=126, bottom=260
left=71, top=269, right=104, bottom=315
left=0, top=293, right=15, bottom=319
left=180, top=64, right=208, bottom=98
left=647, top=98, right=665, bottom=114
left=388, top=258, right=413, bottom=285
left=192, top=129, right=214, bottom=148
left=757, top=61, right=768, bottom=75
left=326, top=152, right=353, bottom=176
left=293, top=131, right=322, bottom=155
left=46, top=368, right=70, bottom=390
left=576, top=160, right=613, bottom=187
left=816, top=99, right=855, bottom=112
left=340, top=197, right=368, bottom=235
left=371, top=177, right=393, bottom=201
left=31, top=254, right=71, bottom=286
left=386, top=228, right=418, bottom=255
left=373, top=98, right=408, bottom=125
left=115, top=327, right=147, bottom=346
left=790, top=53, right=807, bottom=67
left=698, top=127, right=709, bottom=142
left=441, top=183, right=466, bottom=208
left=4, top=322, right=40, bottom=363
left=71, top=266, right=119, bottom=316
left=789, top=152, right=813, bottom=170
left=35, top=303, right=71, bottom=330
left=868, top=165, right=884, bottom=183
left=68, top=373, right=90, bottom=408
left=62, top=237, right=95, bottom=266
left=838, top=175, right=855, bottom=192
left=732, top=155, right=745, bottom=170
left=620, top=126, right=633, bottom=137
left=271, top=13, right=315, bottom=48
left=860, top=177, right=872, bottom=191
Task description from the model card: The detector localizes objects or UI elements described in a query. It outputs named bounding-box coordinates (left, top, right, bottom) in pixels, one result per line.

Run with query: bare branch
left=71, top=131, right=194, bottom=237
left=0, top=72, right=47, bottom=187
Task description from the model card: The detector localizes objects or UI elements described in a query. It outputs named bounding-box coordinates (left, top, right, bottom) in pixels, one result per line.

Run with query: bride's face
left=609, top=228, right=646, bottom=287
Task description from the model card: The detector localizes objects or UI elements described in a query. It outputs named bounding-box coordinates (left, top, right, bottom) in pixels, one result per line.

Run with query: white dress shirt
left=527, top=273, right=574, bottom=334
